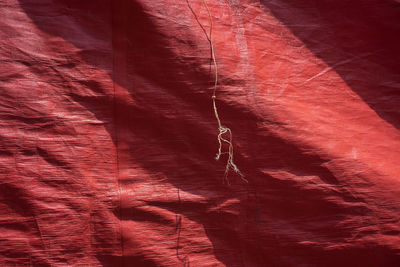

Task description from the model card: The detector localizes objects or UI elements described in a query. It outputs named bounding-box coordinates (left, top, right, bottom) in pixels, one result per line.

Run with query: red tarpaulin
left=1, top=0, right=400, bottom=266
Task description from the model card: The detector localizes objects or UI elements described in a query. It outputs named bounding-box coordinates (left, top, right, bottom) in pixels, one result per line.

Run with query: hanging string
left=201, top=0, right=248, bottom=185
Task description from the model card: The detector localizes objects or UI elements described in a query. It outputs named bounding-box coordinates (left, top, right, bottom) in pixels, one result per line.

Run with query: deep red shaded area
left=1, top=0, right=399, bottom=266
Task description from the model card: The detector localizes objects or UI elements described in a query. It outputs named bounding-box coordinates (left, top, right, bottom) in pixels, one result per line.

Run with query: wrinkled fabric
left=1, top=0, right=399, bottom=266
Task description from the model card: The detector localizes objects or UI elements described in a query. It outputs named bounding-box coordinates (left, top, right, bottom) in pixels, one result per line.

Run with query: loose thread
left=176, top=189, right=190, bottom=266
left=201, top=0, right=247, bottom=185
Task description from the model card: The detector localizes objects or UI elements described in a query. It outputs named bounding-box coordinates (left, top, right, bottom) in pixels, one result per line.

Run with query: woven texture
left=1, top=0, right=400, bottom=266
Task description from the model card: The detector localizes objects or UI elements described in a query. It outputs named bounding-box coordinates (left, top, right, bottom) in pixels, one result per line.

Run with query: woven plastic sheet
left=1, top=0, right=400, bottom=266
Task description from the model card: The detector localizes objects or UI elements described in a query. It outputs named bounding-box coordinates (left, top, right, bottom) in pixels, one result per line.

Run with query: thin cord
left=202, top=0, right=247, bottom=184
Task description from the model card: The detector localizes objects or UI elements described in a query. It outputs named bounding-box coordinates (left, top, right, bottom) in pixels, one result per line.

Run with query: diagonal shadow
left=16, top=0, right=400, bottom=266
left=260, top=0, right=400, bottom=130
